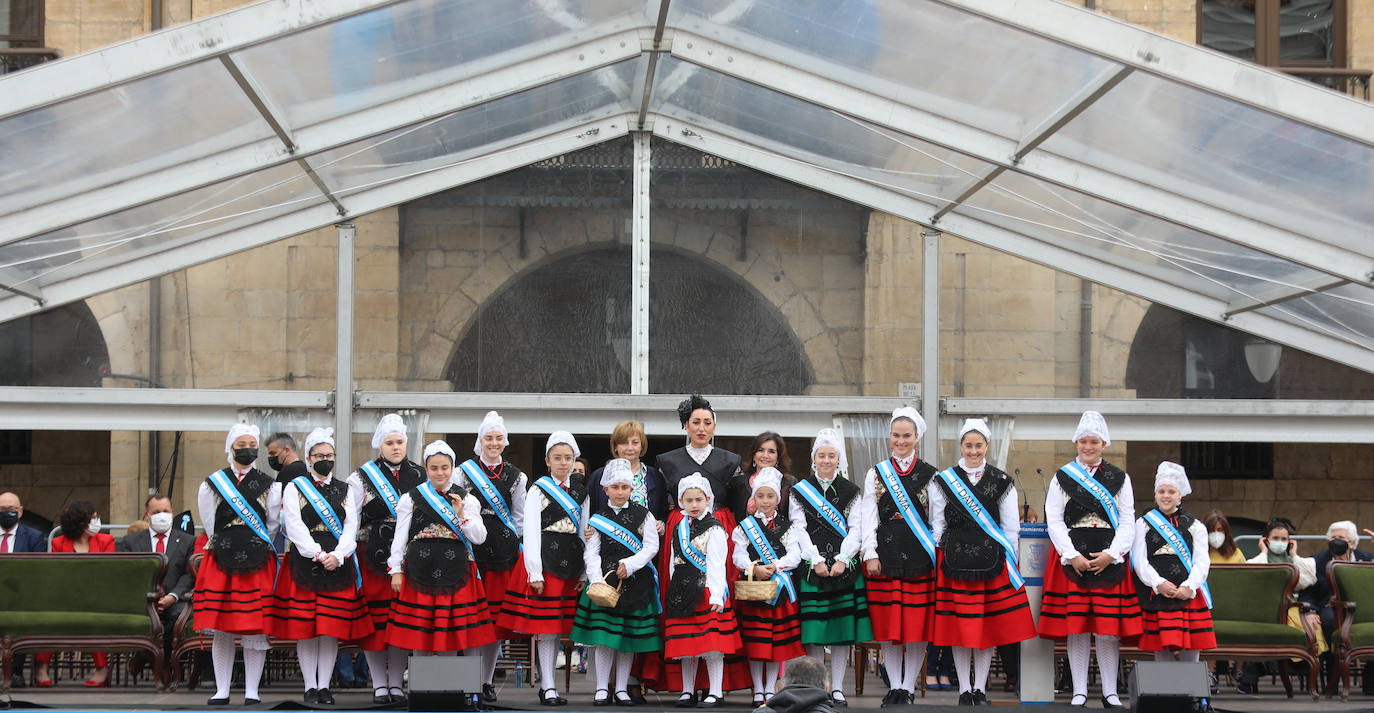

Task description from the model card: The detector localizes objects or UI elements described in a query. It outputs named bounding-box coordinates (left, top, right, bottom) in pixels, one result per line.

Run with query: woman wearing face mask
left=454, top=410, right=528, bottom=704
left=1203, top=511, right=1246, bottom=564
left=1131, top=462, right=1216, bottom=663
left=267, top=427, right=371, bottom=706
left=194, top=423, right=283, bottom=706
left=347, top=413, right=426, bottom=705
left=35, top=499, right=116, bottom=687
left=1237, top=517, right=1323, bottom=693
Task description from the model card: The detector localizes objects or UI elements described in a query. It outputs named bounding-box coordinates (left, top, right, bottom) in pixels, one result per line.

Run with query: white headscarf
left=677, top=472, right=715, bottom=512
left=602, top=458, right=635, bottom=488
left=890, top=406, right=927, bottom=439
left=1073, top=411, right=1111, bottom=446
left=224, top=423, right=260, bottom=454
left=371, top=413, right=407, bottom=450
left=422, top=440, right=457, bottom=465
left=751, top=467, right=783, bottom=500
left=1154, top=461, right=1191, bottom=497
left=304, top=427, right=334, bottom=457
left=545, top=430, right=581, bottom=458
left=474, top=410, right=508, bottom=456
left=811, top=428, right=849, bottom=477
left=958, top=418, right=991, bottom=444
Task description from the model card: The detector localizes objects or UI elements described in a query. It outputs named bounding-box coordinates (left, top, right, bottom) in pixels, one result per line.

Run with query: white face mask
left=149, top=512, right=173, bottom=534
left=86, top=516, right=102, bottom=536
left=1207, top=531, right=1225, bottom=549
left=1268, top=539, right=1290, bottom=555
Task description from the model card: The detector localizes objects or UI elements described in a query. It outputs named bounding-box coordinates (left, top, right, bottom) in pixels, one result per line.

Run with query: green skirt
left=798, top=575, right=873, bottom=646
left=569, top=590, right=663, bottom=653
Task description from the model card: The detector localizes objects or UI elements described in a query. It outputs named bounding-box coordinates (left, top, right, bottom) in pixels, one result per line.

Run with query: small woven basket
left=587, top=571, right=622, bottom=607
left=734, top=560, right=779, bottom=601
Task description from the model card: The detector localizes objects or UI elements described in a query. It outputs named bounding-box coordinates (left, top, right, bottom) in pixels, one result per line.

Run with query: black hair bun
left=677, top=394, right=714, bottom=426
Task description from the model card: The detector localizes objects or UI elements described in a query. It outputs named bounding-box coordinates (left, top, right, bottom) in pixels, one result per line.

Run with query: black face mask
left=312, top=460, right=335, bottom=477
left=1329, top=538, right=1351, bottom=556
left=0, top=511, right=19, bottom=529
left=267, top=456, right=283, bottom=472
left=232, top=448, right=257, bottom=466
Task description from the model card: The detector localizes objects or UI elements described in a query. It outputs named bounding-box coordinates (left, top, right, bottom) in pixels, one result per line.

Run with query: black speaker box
left=1130, top=661, right=1211, bottom=712
left=407, top=655, right=483, bottom=712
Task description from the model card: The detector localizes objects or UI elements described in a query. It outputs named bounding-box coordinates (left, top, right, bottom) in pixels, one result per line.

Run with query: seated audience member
left=122, top=493, right=196, bottom=671
left=755, top=656, right=835, bottom=713
left=36, top=500, right=117, bottom=687
left=1300, top=520, right=1374, bottom=637
left=1, top=491, right=45, bottom=689
left=1204, top=510, right=1246, bottom=564
left=1237, top=517, right=1322, bottom=693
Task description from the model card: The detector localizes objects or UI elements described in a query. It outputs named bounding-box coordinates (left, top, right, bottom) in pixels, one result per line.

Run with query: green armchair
left=1328, top=560, right=1374, bottom=701
left=1206, top=563, right=1321, bottom=699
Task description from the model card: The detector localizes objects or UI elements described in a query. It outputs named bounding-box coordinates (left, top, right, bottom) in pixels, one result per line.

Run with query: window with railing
left=1198, top=0, right=1369, bottom=98
left=1, top=0, right=57, bottom=75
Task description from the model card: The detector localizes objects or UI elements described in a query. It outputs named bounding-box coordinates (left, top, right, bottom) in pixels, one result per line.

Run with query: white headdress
left=1073, top=411, right=1111, bottom=446
left=890, top=406, right=927, bottom=439
left=811, top=428, right=849, bottom=476
left=422, top=440, right=457, bottom=464
left=474, top=410, right=508, bottom=456
left=602, top=458, right=634, bottom=488
left=371, top=413, right=407, bottom=450
left=1154, top=461, right=1191, bottom=497
left=303, top=427, right=335, bottom=457
left=677, top=472, right=715, bottom=512
left=224, top=423, right=260, bottom=454
left=751, top=467, right=783, bottom=500
left=958, top=418, right=991, bottom=444
left=545, top=430, right=581, bottom=458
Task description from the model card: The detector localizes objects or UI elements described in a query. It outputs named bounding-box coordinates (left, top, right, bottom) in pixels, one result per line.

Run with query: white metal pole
left=631, top=132, right=651, bottom=394
left=335, top=222, right=355, bottom=471
left=922, top=229, right=940, bottom=462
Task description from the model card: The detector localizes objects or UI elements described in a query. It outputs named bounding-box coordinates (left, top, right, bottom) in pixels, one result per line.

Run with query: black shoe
left=902, top=690, right=916, bottom=705
left=753, top=692, right=766, bottom=707
left=1101, top=694, right=1123, bottom=709
left=317, top=688, right=335, bottom=705
left=1237, top=681, right=1258, bottom=695
left=880, top=690, right=901, bottom=708
left=675, top=692, right=697, bottom=708
left=541, top=688, right=567, bottom=706
left=972, top=690, right=988, bottom=706
left=207, top=696, right=230, bottom=706
left=10, top=674, right=26, bottom=689
left=482, top=683, right=498, bottom=703
left=389, top=691, right=407, bottom=705
left=594, top=689, right=611, bottom=706
left=614, top=690, right=635, bottom=706
left=374, top=687, right=391, bottom=705
left=1069, top=694, right=1088, bottom=707
left=829, top=690, right=849, bottom=708
left=628, top=685, right=648, bottom=705
left=245, top=698, right=261, bottom=706
left=958, top=691, right=974, bottom=706
left=699, top=695, right=723, bottom=708
left=306, top=689, right=320, bottom=704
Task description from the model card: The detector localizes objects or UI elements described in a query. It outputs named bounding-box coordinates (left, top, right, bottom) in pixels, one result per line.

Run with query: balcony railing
left=0, top=47, right=61, bottom=76
left=1279, top=67, right=1373, bottom=101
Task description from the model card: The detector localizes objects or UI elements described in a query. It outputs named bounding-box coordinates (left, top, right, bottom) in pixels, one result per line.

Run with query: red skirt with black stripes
left=931, top=552, right=1037, bottom=649
left=495, top=572, right=581, bottom=635
left=386, top=562, right=497, bottom=652
left=479, top=554, right=528, bottom=640
left=636, top=589, right=750, bottom=692
left=1037, top=546, right=1143, bottom=641
left=193, top=554, right=277, bottom=635
left=736, top=596, right=805, bottom=662
left=266, top=563, right=373, bottom=641
left=1138, top=590, right=1216, bottom=651
left=866, top=571, right=937, bottom=644
left=357, top=567, right=395, bottom=650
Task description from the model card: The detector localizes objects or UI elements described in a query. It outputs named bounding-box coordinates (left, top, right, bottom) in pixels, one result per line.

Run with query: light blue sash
left=874, top=460, right=937, bottom=563
left=207, top=469, right=272, bottom=546
left=792, top=480, right=847, bottom=538
left=359, top=461, right=400, bottom=518
left=741, top=516, right=797, bottom=604
left=294, top=476, right=362, bottom=588
left=1143, top=510, right=1213, bottom=609
left=459, top=459, right=519, bottom=545
left=589, top=512, right=661, bottom=612
left=414, top=482, right=478, bottom=576
left=1060, top=461, right=1119, bottom=529
left=677, top=518, right=710, bottom=576
left=937, top=468, right=1024, bottom=589
left=534, top=477, right=582, bottom=527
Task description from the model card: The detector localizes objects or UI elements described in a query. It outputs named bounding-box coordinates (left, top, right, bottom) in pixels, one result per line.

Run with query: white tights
left=1067, top=633, right=1121, bottom=697
left=748, top=661, right=783, bottom=694
left=210, top=631, right=268, bottom=700
left=363, top=645, right=408, bottom=696
left=680, top=652, right=724, bottom=697
left=879, top=642, right=926, bottom=693
left=804, top=644, right=851, bottom=694
left=296, top=635, right=340, bottom=691
left=951, top=646, right=994, bottom=693
left=593, top=646, right=636, bottom=693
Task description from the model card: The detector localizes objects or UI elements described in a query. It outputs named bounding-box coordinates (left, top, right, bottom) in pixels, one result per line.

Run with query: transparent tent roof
left=1, top=0, right=1372, bottom=372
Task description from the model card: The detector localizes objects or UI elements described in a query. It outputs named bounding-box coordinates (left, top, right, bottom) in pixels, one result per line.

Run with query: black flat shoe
left=1069, top=693, right=1088, bottom=707
left=830, top=690, right=849, bottom=708
left=244, top=697, right=261, bottom=706
left=1101, top=694, right=1123, bottom=709
left=317, top=688, right=335, bottom=705
left=958, top=691, right=974, bottom=706
left=389, top=690, right=407, bottom=705
left=628, top=685, right=648, bottom=705
left=482, top=683, right=498, bottom=703
left=753, top=692, right=766, bottom=707
left=541, top=688, right=567, bottom=706
left=675, top=693, right=697, bottom=708
left=373, top=688, right=391, bottom=705
left=305, top=688, right=320, bottom=704
left=614, top=690, right=636, bottom=706
left=699, top=694, right=723, bottom=708
left=594, top=689, right=611, bottom=706
left=207, top=696, right=230, bottom=706
left=880, top=690, right=900, bottom=708
left=972, top=690, right=988, bottom=706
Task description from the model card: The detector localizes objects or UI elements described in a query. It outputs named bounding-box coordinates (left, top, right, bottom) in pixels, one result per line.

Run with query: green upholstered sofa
left=1328, top=560, right=1374, bottom=701
left=0, top=552, right=170, bottom=693
left=1203, top=563, right=1321, bottom=699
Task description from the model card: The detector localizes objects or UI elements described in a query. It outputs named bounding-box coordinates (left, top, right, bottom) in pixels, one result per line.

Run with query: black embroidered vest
left=403, top=485, right=473, bottom=594
left=666, top=514, right=720, bottom=616
left=875, top=459, right=938, bottom=577
left=936, top=464, right=1012, bottom=582
left=288, top=477, right=354, bottom=592
left=357, top=457, right=425, bottom=575
left=596, top=503, right=656, bottom=607
left=208, top=468, right=274, bottom=573
left=468, top=460, right=523, bottom=571
left=536, top=477, right=588, bottom=581
left=1056, top=461, right=1128, bottom=587
left=1137, top=508, right=1198, bottom=612
left=794, top=473, right=860, bottom=590
left=742, top=514, right=791, bottom=565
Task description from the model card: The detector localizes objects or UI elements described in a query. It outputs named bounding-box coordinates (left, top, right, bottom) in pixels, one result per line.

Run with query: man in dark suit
left=1297, top=520, right=1374, bottom=692
left=122, top=493, right=196, bottom=670
left=2, top=491, right=46, bottom=687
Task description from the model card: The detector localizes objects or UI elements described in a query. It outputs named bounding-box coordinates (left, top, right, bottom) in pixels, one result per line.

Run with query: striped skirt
left=478, top=554, right=527, bottom=640
left=265, top=564, right=373, bottom=641
left=797, top=575, right=873, bottom=646
left=193, top=555, right=277, bottom=636
left=570, top=593, right=663, bottom=653
left=1037, top=546, right=1143, bottom=641
left=736, top=597, right=805, bottom=662
left=496, top=572, right=581, bottom=636
left=386, top=562, right=497, bottom=652
left=357, top=567, right=395, bottom=650
left=1139, top=592, right=1216, bottom=652
left=931, top=553, right=1037, bottom=649
left=865, top=571, right=937, bottom=644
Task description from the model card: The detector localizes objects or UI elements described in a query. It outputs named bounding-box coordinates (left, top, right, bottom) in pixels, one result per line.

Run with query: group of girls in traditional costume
left=189, top=400, right=1215, bottom=709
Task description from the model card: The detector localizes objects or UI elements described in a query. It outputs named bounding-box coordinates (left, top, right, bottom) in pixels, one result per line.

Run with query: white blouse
left=386, top=487, right=486, bottom=575
left=281, top=475, right=361, bottom=561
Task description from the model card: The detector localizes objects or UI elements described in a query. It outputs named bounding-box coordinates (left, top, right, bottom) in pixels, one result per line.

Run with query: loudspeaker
left=407, top=655, right=483, bottom=712
left=1129, top=661, right=1211, bottom=712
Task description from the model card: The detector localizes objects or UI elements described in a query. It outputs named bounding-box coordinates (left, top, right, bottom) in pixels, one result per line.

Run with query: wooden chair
left=1328, top=560, right=1374, bottom=701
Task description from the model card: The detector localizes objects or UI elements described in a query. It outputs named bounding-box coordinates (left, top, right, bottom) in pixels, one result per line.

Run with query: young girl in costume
left=860, top=408, right=939, bottom=707
left=386, top=440, right=496, bottom=654
left=788, top=427, right=872, bottom=707
left=1038, top=411, right=1141, bottom=709
left=731, top=467, right=807, bottom=705
left=1132, top=462, right=1217, bottom=662
left=194, top=423, right=281, bottom=706
left=347, top=413, right=426, bottom=704
left=456, top=410, right=528, bottom=703
left=930, top=418, right=1037, bottom=706
left=268, top=427, right=372, bottom=706
left=497, top=431, right=591, bottom=706
left=571, top=458, right=664, bottom=706
left=664, top=474, right=742, bottom=708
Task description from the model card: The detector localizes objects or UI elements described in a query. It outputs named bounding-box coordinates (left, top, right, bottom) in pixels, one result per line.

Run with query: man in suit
left=122, top=493, right=196, bottom=671
left=1, top=491, right=46, bottom=687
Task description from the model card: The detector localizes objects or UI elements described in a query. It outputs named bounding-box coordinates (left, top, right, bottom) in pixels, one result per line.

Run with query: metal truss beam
left=666, top=31, right=1374, bottom=289
left=0, top=115, right=631, bottom=322
left=1224, top=274, right=1351, bottom=317
left=646, top=112, right=1374, bottom=375
left=0, top=25, right=646, bottom=246
left=0, top=386, right=328, bottom=431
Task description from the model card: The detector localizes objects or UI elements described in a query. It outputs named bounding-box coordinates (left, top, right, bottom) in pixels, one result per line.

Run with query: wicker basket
left=587, top=571, right=622, bottom=608
left=734, top=560, right=779, bottom=601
